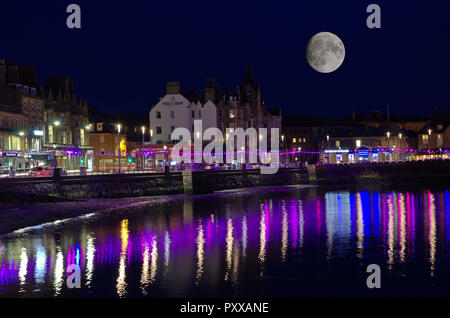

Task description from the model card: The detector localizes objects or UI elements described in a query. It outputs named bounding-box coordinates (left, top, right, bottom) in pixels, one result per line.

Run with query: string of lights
left=3, top=148, right=450, bottom=157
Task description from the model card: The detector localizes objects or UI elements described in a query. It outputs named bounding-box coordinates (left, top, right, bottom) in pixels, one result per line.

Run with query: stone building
left=42, top=75, right=93, bottom=170
left=0, top=60, right=46, bottom=172
left=202, top=67, right=282, bottom=140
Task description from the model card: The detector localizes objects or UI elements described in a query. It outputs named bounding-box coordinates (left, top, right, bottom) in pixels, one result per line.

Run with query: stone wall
left=2, top=161, right=447, bottom=202
left=183, top=168, right=308, bottom=194
left=1, top=173, right=184, bottom=200
left=0, top=167, right=308, bottom=201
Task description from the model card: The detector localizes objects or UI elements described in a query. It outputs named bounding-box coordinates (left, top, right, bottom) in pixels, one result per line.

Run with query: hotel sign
left=162, top=96, right=183, bottom=106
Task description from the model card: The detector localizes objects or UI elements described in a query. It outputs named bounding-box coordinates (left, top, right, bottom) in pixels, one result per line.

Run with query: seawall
left=1, top=161, right=449, bottom=202
left=0, top=167, right=309, bottom=201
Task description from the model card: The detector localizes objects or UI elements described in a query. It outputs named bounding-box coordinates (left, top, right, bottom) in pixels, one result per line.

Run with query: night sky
left=1, top=0, right=449, bottom=117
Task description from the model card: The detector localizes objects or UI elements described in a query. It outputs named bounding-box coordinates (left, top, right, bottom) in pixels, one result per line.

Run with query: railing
left=0, top=163, right=304, bottom=180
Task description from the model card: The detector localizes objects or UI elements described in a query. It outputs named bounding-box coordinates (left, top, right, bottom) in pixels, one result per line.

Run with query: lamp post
left=117, top=124, right=121, bottom=174
left=141, top=126, right=146, bottom=170
left=386, top=132, right=391, bottom=162
left=298, top=147, right=302, bottom=166
left=428, top=129, right=432, bottom=157
left=53, top=121, right=61, bottom=169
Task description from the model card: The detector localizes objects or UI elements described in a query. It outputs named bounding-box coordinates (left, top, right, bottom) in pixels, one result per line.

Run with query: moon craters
left=306, top=32, right=345, bottom=73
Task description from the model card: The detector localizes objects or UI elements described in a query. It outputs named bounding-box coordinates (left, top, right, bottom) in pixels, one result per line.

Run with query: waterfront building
left=202, top=67, right=282, bottom=145
left=0, top=60, right=46, bottom=173
left=43, top=76, right=93, bottom=170
left=134, top=143, right=175, bottom=171
left=320, top=124, right=417, bottom=164
left=417, top=122, right=450, bottom=160
left=281, top=115, right=331, bottom=164
left=88, top=122, right=127, bottom=172
left=0, top=85, right=27, bottom=173
left=149, top=68, right=282, bottom=166
left=149, top=81, right=217, bottom=144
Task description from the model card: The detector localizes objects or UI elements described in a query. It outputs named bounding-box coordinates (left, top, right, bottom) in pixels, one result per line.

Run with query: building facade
left=203, top=67, right=282, bottom=142
left=43, top=76, right=93, bottom=170
left=0, top=60, right=47, bottom=173
left=417, top=121, right=450, bottom=160
left=88, top=122, right=127, bottom=172
left=320, top=124, right=417, bottom=164
left=149, top=81, right=217, bottom=144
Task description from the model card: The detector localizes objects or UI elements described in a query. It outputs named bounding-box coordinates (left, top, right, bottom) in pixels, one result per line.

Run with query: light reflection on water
left=1, top=186, right=450, bottom=297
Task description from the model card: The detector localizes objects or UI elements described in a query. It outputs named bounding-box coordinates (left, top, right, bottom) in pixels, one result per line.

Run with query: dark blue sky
left=1, top=0, right=449, bottom=117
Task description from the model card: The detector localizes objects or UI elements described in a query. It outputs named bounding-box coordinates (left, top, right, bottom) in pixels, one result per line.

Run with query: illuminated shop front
left=321, top=147, right=396, bottom=164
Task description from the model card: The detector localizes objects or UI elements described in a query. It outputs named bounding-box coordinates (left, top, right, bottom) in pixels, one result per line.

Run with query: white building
left=149, top=82, right=217, bottom=144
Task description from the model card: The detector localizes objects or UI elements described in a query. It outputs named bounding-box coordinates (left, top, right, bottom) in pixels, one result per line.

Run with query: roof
left=417, top=122, right=449, bottom=134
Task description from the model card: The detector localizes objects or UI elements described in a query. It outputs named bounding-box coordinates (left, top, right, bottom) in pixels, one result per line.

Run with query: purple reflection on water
left=1, top=186, right=450, bottom=297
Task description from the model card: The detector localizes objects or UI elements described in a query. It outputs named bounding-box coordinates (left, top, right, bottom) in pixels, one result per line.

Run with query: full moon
left=306, top=32, right=345, bottom=73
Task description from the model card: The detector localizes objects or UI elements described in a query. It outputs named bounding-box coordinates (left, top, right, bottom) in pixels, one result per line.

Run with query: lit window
left=229, top=110, right=235, bottom=119
left=336, top=140, right=340, bottom=148
left=303, top=138, right=306, bottom=143
left=293, top=138, right=297, bottom=143
left=356, top=140, right=361, bottom=147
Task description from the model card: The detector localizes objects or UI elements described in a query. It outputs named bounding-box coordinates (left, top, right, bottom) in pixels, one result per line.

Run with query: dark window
left=156, top=111, right=161, bottom=119
left=191, top=110, right=195, bottom=118
left=156, top=126, right=162, bottom=134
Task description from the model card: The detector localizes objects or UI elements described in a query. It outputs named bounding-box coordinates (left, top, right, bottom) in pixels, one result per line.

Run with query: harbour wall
left=0, top=167, right=308, bottom=201
left=0, top=161, right=449, bottom=202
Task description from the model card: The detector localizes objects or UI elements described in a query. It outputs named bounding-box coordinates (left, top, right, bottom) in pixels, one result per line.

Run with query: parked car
left=28, top=166, right=53, bottom=177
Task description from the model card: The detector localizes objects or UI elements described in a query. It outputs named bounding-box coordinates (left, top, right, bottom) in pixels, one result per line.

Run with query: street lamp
left=428, top=129, right=432, bottom=155
left=117, top=124, right=121, bottom=174
left=141, top=126, right=146, bottom=170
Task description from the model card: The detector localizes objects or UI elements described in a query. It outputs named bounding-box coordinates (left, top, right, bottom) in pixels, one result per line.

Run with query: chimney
left=166, top=81, right=180, bottom=94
